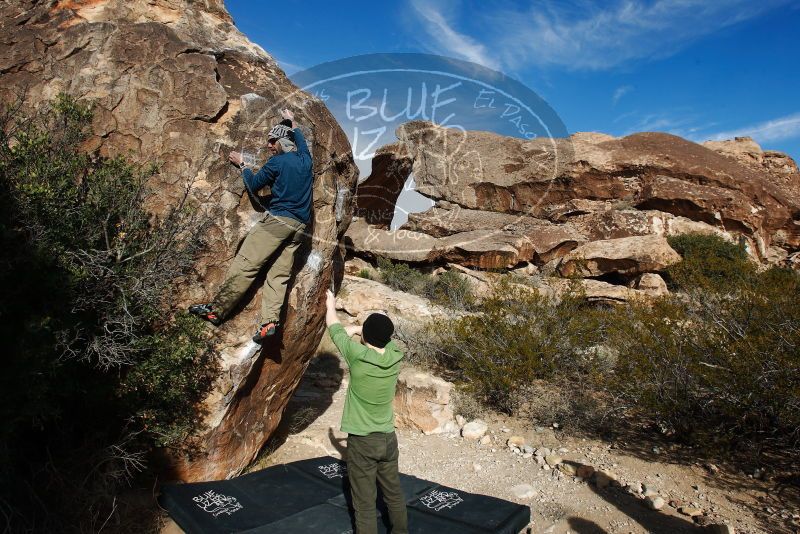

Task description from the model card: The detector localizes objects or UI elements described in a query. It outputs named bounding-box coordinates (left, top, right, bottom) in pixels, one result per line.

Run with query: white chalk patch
left=237, top=340, right=261, bottom=363
left=306, top=250, right=323, bottom=272
left=240, top=150, right=257, bottom=168
left=240, top=93, right=265, bottom=108
left=335, top=187, right=349, bottom=222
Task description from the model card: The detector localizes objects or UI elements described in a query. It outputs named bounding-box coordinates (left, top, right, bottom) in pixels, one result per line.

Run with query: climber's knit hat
left=362, top=313, right=394, bottom=349
left=267, top=119, right=294, bottom=142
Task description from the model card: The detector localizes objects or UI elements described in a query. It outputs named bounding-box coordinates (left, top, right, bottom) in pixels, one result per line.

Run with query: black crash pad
left=160, top=456, right=530, bottom=533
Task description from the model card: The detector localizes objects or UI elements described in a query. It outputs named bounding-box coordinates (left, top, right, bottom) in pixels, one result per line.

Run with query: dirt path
left=249, top=343, right=796, bottom=534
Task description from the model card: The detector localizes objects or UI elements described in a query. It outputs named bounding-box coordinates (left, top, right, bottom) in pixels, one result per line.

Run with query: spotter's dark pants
left=346, top=431, right=408, bottom=534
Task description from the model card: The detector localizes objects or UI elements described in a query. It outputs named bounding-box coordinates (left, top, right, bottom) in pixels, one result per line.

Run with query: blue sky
left=226, top=0, right=800, bottom=161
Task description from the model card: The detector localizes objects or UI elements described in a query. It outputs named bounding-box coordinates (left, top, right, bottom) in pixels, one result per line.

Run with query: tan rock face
left=631, top=273, right=669, bottom=297
left=346, top=216, right=580, bottom=270
left=356, top=122, right=800, bottom=260
left=393, top=368, right=455, bottom=435
left=0, top=1, right=358, bottom=480
left=335, top=275, right=449, bottom=325
left=406, top=205, right=585, bottom=264
left=345, top=219, right=441, bottom=264
left=557, top=235, right=682, bottom=278
left=704, top=137, right=800, bottom=178
left=547, top=278, right=647, bottom=304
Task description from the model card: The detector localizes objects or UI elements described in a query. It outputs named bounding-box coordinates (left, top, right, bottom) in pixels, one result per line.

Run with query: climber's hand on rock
left=325, top=289, right=340, bottom=327
left=281, top=108, right=294, bottom=124
left=229, top=151, right=243, bottom=166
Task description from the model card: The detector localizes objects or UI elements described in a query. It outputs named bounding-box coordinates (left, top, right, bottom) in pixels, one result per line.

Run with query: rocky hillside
left=0, top=0, right=357, bottom=481
left=351, top=122, right=800, bottom=299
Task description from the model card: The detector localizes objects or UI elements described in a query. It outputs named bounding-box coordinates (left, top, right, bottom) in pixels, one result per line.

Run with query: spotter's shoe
left=252, top=321, right=279, bottom=343
left=188, top=303, right=222, bottom=326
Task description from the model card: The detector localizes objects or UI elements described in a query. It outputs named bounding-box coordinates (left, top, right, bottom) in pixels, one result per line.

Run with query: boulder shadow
left=567, top=517, right=609, bottom=534
left=258, top=350, right=344, bottom=455
left=562, top=460, right=704, bottom=534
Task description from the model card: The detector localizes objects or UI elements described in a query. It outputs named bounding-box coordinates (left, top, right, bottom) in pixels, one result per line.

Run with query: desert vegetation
left=410, top=233, right=800, bottom=456
left=0, top=96, right=214, bottom=531
left=377, top=257, right=475, bottom=310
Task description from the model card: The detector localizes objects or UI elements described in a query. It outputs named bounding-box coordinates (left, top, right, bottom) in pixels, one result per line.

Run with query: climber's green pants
left=347, top=431, right=408, bottom=534
left=213, top=213, right=306, bottom=323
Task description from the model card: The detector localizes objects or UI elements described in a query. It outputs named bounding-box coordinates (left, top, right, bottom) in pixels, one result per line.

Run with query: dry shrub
left=606, top=267, right=800, bottom=449
left=515, top=379, right=605, bottom=429
left=411, top=234, right=800, bottom=454
left=426, top=281, right=605, bottom=413
left=377, top=258, right=474, bottom=310
left=450, top=388, right=484, bottom=421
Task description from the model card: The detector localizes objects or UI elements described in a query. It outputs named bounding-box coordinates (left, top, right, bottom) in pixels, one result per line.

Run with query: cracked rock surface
left=1, top=0, right=358, bottom=481
left=353, top=121, right=800, bottom=272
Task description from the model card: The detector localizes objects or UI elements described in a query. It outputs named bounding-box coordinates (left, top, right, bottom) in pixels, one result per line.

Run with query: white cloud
left=498, top=0, right=790, bottom=70
left=409, top=0, right=501, bottom=70
left=612, top=85, right=633, bottom=105
left=619, top=111, right=693, bottom=135
left=612, top=110, right=716, bottom=139
left=410, top=0, right=789, bottom=71
left=703, top=113, right=800, bottom=143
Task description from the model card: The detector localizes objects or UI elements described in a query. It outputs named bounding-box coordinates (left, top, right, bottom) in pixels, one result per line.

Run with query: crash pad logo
left=192, top=490, right=243, bottom=517
left=419, top=489, right=464, bottom=511
left=318, top=462, right=348, bottom=479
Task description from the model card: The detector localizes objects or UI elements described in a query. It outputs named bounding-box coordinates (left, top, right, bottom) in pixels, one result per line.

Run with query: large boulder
left=546, top=278, right=648, bottom=304
left=356, top=122, right=800, bottom=257
left=0, top=0, right=358, bottom=480
left=564, top=207, right=731, bottom=242
left=345, top=218, right=441, bottom=263
left=405, top=204, right=584, bottom=264
left=557, top=235, right=682, bottom=278
left=346, top=217, right=579, bottom=269
left=703, top=137, right=800, bottom=179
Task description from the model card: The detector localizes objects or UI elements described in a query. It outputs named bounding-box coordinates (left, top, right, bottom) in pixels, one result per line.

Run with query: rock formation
left=350, top=121, right=800, bottom=293
left=557, top=235, right=682, bottom=279
left=0, top=0, right=358, bottom=480
left=393, top=368, right=456, bottom=435
left=335, top=274, right=450, bottom=326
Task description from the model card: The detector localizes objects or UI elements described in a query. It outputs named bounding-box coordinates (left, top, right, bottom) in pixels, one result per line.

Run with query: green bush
left=119, top=312, right=215, bottom=447
left=413, top=255, right=800, bottom=453
left=377, top=256, right=428, bottom=293
left=428, top=281, right=605, bottom=412
left=0, top=95, right=213, bottom=531
left=377, top=257, right=474, bottom=310
left=666, top=232, right=754, bottom=291
left=424, top=269, right=475, bottom=310
left=357, top=268, right=373, bottom=279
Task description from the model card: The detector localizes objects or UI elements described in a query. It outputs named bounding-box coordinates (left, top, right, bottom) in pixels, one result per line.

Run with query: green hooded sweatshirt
left=328, top=323, right=404, bottom=436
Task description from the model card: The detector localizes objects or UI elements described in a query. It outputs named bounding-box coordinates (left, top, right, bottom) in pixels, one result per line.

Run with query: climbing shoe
left=188, top=303, right=222, bottom=326
left=252, top=321, right=279, bottom=343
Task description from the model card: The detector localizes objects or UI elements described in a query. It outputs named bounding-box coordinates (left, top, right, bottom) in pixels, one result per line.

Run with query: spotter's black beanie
left=362, top=313, right=394, bottom=349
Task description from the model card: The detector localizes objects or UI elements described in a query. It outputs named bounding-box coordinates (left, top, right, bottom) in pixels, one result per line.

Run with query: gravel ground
left=246, top=346, right=796, bottom=534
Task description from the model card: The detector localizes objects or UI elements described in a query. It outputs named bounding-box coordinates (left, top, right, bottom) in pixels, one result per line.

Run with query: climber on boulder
left=189, top=108, right=313, bottom=342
